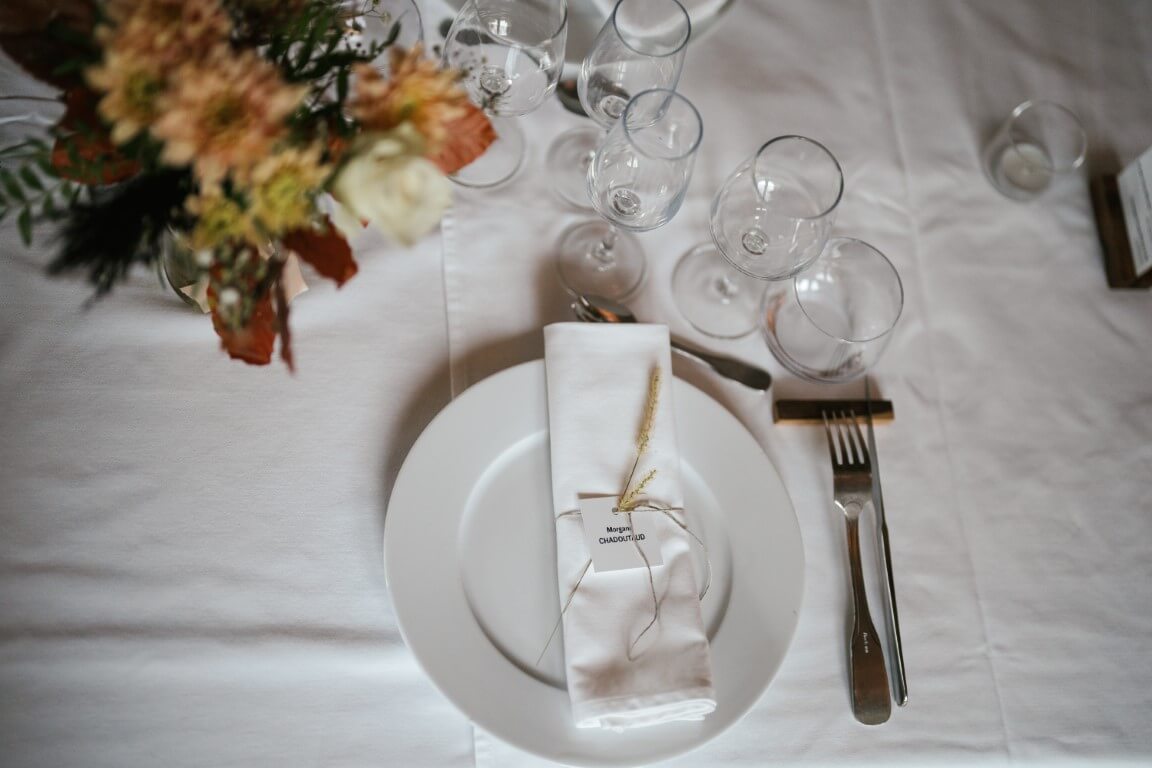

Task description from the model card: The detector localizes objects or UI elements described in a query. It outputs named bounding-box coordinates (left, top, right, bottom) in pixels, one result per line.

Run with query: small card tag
left=1118, top=145, right=1152, bottom=278
left=579, top=496, right=664, bottom=573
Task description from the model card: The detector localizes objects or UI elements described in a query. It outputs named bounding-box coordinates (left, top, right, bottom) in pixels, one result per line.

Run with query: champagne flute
left=556, top=89, right=702, bottom=299
left=443, top=0, right=568, bottom=187
left=672, top=135, right=844, bottom=338
left=546, top=0, right=691, bottom=208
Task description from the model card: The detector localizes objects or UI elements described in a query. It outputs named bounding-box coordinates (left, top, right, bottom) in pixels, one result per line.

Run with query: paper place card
left=579, top=496, right=664, bottom=573
left=1118, top=145, right=1152, bottom=280
left=1090, top=145, right=1152, bottom=289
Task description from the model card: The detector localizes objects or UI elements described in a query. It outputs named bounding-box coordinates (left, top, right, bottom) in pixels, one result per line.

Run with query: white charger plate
left=384, top=360, right=803, bottom=766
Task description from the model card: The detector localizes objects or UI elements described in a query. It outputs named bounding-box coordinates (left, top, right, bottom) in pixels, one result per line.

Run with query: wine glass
left=546, top=0, right=691, bottom=208
left=762, top=237, right=903, bottom=381
left=672, top=135, right=844, bottom=338
left=442, top=0, right=568, bottom=187
left=556, top=89, right=702, bottom=299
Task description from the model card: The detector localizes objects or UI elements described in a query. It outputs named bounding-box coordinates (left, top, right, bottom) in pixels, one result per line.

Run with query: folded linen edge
left=576, top=687, right=717, bottom=732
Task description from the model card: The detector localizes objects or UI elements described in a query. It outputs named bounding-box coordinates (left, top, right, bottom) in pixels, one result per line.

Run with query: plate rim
left=384, top=359, right=804, bottom=766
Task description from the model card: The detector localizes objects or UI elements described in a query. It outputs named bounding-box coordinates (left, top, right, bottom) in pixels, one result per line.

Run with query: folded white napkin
left=544, top=323, right=716, bottom=731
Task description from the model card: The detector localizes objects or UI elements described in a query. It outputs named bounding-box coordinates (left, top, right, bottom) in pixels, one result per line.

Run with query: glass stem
left=716, top=274, right=740, bottom=300
left=592, top=226, right=618, bottom=267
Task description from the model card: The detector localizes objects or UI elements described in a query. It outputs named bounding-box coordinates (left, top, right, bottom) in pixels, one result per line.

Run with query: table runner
left=441, top=1, right=1152, bottom=765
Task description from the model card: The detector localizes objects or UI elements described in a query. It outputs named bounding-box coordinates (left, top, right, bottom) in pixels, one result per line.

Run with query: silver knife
left=865, top=377, right=908, bottom=706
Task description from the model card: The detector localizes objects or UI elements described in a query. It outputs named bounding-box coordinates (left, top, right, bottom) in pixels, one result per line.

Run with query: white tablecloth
left=2, top=1, right=1151, bottom=766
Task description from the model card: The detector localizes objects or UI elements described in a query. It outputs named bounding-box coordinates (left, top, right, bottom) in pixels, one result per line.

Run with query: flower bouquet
left=0, top=0, right=494, bottom=367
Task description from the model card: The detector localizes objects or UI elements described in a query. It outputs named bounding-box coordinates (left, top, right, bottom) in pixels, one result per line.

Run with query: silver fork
left=823, top=410, right=892, bottom=725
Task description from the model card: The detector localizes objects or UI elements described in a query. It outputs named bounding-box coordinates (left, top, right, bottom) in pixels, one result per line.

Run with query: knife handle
left=669, top=340, right=773, bottom=391
left=846, top=514, right=892, bottom=725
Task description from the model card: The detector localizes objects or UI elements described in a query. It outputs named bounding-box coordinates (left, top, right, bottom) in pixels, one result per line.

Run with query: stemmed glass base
left=671, top=243, right=764, bottom=338
left=555, top=220, right=646, bottom=300
left=545, top=126, right=600, bottom=208
left=450, top=117, right=525, bottom=188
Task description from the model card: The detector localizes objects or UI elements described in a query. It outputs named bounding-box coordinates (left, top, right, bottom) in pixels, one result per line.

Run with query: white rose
left=329, top=125, right=453, bottom=246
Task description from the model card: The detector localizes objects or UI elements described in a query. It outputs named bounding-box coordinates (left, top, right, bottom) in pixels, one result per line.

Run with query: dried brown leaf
left=212, top=293, right=277, bottom=367
left=282, top=218, right=358, bottom=287
left=426, top=102, right=497, bottom=175
left=51, top=86, right=140, bottom=184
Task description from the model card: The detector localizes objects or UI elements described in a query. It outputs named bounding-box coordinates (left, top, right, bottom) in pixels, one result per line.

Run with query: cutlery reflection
left=556, top=79, right=588, bottom=117
left=571, top=293, right=773, bottom=391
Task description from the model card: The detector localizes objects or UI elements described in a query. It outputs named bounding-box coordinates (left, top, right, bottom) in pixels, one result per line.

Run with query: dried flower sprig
left=618, top=367, right=663, bottom=513
left=636, top=367, right=661, bottom=455
left=618, top=468, right=657, bottom=513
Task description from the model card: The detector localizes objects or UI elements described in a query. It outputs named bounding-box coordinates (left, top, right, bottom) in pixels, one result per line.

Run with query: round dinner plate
left=384, top=360, right=804, bottom=766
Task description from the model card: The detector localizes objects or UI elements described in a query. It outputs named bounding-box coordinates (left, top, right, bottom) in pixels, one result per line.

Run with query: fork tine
left=841, top=410, right=860, bottom=465
left=847, top=409, right=869, bottom=466
left=821, top=411, right=839, bottom=465
left=834, top=410, right=852, bottom=465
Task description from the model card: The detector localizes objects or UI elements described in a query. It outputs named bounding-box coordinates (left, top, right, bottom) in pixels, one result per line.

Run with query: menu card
left=1092, top=145, right=1152, bottom=289
left=1117, top=147, right=1152, bottom=281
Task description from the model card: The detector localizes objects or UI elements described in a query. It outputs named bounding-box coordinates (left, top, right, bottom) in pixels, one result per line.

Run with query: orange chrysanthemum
left=85, top=47, right=166, bottom=144
left=151, top=47, right=307, bottom=184
left=86, top=0, right=233, bottom=142
left=350, top=45, right=473, bottom=151
left=98, top=0, right=232, bottom=63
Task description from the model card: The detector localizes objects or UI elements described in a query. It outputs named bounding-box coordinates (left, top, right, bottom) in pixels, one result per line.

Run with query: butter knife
left=866, top=378, right=908, bottom=706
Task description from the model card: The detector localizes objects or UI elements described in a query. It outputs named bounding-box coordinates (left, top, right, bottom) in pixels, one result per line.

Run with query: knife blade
left=866, top=377, right=908, bottom=706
